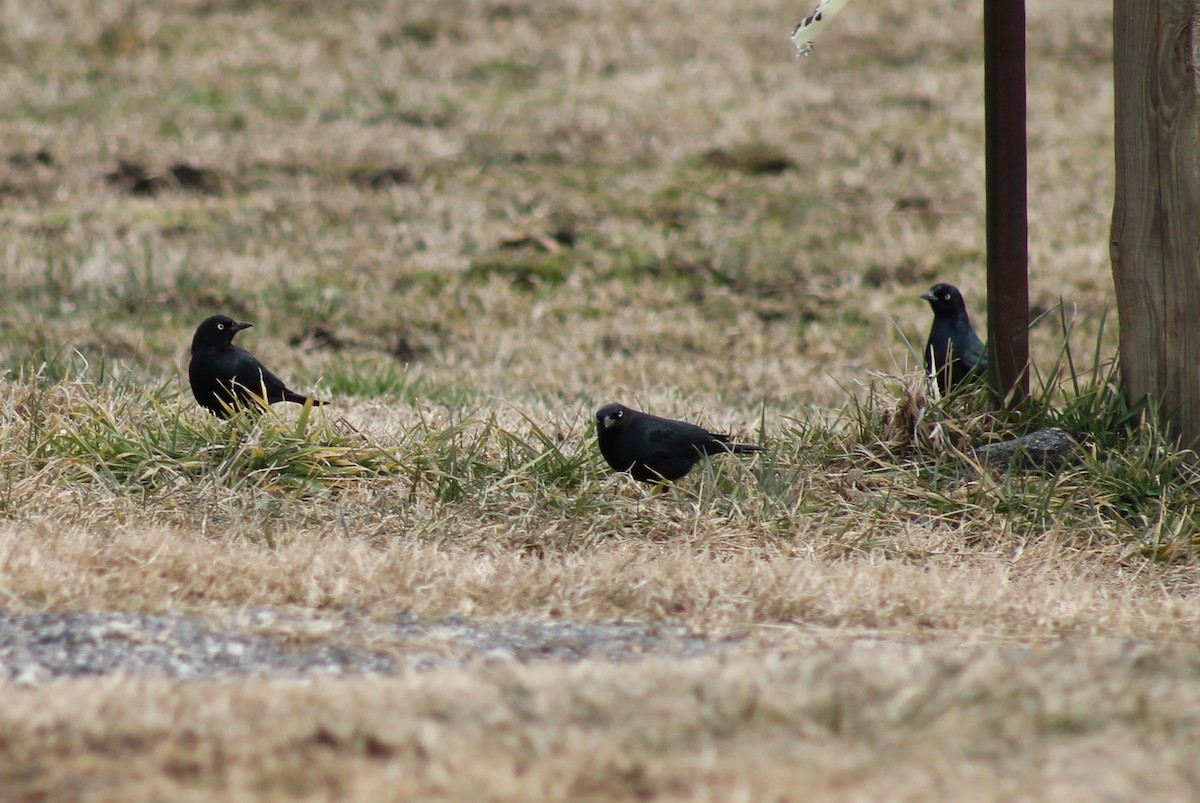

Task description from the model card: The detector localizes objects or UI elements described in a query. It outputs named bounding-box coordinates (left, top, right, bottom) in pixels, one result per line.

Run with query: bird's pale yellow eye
left=217, top=323, right=225, bottom=330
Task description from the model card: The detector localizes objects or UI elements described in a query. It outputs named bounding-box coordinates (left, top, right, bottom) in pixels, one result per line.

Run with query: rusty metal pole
left=983, top=0, right=1029, bottom=405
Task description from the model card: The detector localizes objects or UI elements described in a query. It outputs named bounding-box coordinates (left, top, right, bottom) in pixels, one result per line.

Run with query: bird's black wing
left=927, top=318, right=989, bottom=392
left=956, top=323, right=989, bottom=373
left=968, top=337, right=989, bottom=372
left=642, top=418, right=715, bottom=457
left=227, top=348, right=293, bottom=403
left=256, top=364, right=295, bottom=403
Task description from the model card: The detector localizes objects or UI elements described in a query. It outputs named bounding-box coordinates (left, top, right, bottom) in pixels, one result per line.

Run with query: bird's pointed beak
left=920, top=292, right=936, bottom=301
left=232, top=321, right=253, bottom=332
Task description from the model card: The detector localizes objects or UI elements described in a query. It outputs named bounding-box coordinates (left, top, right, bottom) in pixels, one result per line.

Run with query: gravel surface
left=0, top=609, right=725, bottom=685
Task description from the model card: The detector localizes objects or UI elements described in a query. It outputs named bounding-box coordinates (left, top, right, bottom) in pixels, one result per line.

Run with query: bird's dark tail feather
left=706, top=438, right=766, bottom=456
left=284, top=390, right=326, bottom=407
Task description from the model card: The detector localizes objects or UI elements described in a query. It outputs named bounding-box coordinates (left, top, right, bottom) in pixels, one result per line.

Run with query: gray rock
left=970, top=427, right=1081, bottom=473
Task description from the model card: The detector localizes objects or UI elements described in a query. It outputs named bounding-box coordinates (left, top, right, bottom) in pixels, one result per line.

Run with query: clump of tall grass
left=3, top=306, right=1197, bottom=563
left=4, top=377, right=399, bottom=501
left=814, top=304, right=1200, bottom=559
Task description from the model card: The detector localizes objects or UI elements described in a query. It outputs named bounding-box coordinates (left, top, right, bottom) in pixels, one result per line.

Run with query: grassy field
left=3, top=0, right=1199, bottom=799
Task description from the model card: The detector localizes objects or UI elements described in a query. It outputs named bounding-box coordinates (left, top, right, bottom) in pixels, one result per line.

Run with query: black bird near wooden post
left=921, top=283, right=990, bottom=396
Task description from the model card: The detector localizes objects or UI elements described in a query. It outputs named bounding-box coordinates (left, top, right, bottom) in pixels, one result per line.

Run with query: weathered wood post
left=983, top=0, right=1030, bottom=405
left=1111, top=1, right=1200, bottom=443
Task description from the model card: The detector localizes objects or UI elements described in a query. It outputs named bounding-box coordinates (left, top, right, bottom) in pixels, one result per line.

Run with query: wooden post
left=983, top=0, right=1029, bottom=405
left=1111, top=1, right=1200, bottom=443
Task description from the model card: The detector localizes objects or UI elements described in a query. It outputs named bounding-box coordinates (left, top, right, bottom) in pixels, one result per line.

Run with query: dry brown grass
left=4, top=641, right=1200, bottom=801
left=1, top=0, right=1191, bottom=799
left=0, top=0, right=1116, bottom=408
left=3, top=524, right=1198, bottom=639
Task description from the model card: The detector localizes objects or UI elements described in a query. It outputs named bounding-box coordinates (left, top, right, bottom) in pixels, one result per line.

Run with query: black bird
left=921, top=282, right=989, bottom=395
left=595, top=402, right=765, bottom=483
left=189, top=314, right=325, bottom=418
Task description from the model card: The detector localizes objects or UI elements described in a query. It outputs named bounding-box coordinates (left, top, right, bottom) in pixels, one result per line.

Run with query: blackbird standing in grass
left=921, top=283, right=989, bottom=395
left=595, top=402, right=765, bottom=483
left=189, top=314, right=325, bottom=418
